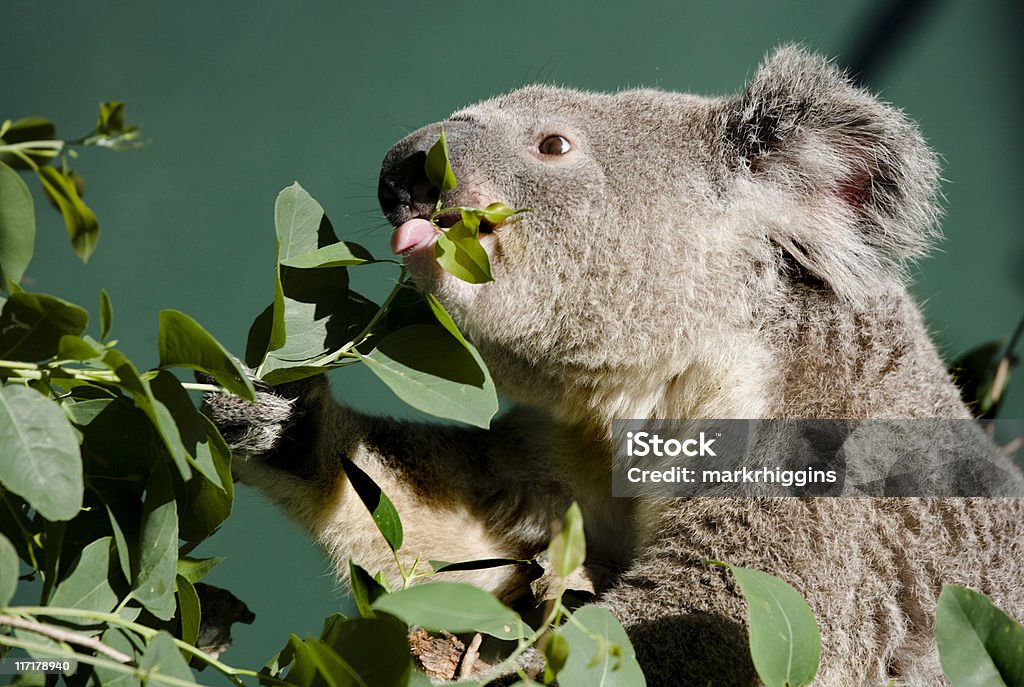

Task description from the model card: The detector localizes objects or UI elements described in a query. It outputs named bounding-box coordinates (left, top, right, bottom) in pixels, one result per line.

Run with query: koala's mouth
left=390, top=207, right=498, bottom=255
left=433, top=209, right=497, bottom=234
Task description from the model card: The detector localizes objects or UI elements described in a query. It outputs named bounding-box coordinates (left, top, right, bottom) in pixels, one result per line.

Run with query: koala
left=205, top=46, right=1024, bottom=686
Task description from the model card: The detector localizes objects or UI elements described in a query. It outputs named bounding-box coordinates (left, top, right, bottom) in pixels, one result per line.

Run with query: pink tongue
left=391, top=218, right=440, bottom=254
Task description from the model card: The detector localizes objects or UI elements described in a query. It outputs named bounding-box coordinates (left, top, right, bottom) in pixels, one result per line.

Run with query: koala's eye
left=538, top=134, right=571, bottom=156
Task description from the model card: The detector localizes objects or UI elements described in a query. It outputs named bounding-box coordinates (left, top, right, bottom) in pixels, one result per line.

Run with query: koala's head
left=377, top=46, right=940, bottom=405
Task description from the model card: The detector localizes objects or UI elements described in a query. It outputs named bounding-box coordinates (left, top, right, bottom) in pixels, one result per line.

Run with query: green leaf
left=0, top=117, right=57, bottom=169
left=359, top=325, right=498, bottom=428
left=139, top=631, right=196, bottom=684
left=372, top=582, right=527, bottom=640
left=0, top=384, right=83, bottom=521
left=543, top=629, right=570, bottom=684
left=424, top=292, right=469, bottom=347
left=134, top=466, right=179, bottom=620
left=100, top=288, right=113, bottom=340
left=101, top=349, right=191, bottom=480
left=935, top=584, right=1024, bottom=687
left=0, top=290, right=88, bottom=361
left=49, top=536, right=118, bottom=613
left=62, top=397, right=114, bottom=426
left=479, top=202, right=527, bottom=225
left=157, top=309, right=255, bottom=401
left=714, top=563, right=821, bottom=687
left=176, top=413, right=234, bottom=542
left=57, top=333, right=104, bottom=361
left=425, top=127, right=457, bottom=194
left=558, top=606, right=645, bottom=687
left=259, top=265, right=353, bottom=380
left=319, top=613, right=412, bottom=687
left=549, top=502, right=586, bottom=579
left=342, top=457, right=403, bottom=553
left=429, top=558, right=525, bottom=573
left=36, top=166, right=99, bottom=263
left=0, top=532, right=18, bottom=606
left=176, top=574, right=201, bottom=646
left=105, top=504, right=132, bottom=583
left=94, top=628, right=143, bottom=687
left=302, top=639, right=359, bottom=687
left=177, top=556, right=225, bottom=585
left=97, top=101, right=127, bottom=135
left=434, top=221, right=493, bottom=283
left=0, top=161, right=35, bottom=289
left=275, top=182, right=331, bottom=260
left=349, top=561, right=387, bottom=618
left=280, top=241, right=376, bottom=268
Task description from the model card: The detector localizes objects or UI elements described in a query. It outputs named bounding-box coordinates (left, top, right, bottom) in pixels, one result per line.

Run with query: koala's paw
left=200, top=370, right=326, bottom=458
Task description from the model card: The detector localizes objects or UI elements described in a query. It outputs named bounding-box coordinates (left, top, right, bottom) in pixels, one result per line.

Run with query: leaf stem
left=312, top=271, right=409, bottom=368
left=0, top=139, right=65, bottom=156
left=6, top=606, right=245, bottom=684
left=0, top=613, right=132, bottom=663
left=0, top=633, right=205, bottom=687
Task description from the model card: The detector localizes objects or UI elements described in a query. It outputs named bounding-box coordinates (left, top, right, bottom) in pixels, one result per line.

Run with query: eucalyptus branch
left=6, top=606, right=250, bottom=685
left=0, top=634, right=198, bottom=687
left=0, top=613, right=132, bottom=663
left=293, top=270, right=409, bottom=371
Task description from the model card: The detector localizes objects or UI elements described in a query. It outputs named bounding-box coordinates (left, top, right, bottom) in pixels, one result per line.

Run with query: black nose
left=378, top=129, right=443, bottom=226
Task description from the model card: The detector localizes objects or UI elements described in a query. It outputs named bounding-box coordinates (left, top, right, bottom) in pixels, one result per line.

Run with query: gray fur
left=205, top=46, right=1024, bottom=686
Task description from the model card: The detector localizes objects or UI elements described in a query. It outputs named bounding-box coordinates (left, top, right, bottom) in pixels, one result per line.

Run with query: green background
left=4, top=0, right=1022, bottom=673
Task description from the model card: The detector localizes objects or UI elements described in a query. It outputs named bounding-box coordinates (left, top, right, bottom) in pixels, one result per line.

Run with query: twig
left=457, top=632, right=483, bottom=679
left=0, top=614, right=132, bottom=664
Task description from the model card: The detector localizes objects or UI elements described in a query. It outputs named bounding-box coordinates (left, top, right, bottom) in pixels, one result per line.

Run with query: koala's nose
left=377, top=147, right=439, bottom=226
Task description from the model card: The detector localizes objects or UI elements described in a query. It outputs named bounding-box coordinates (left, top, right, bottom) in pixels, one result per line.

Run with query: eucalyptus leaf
left=259, top=266, right=354, bottom=380
left=715, top=563, right=821, bottom=687
left=177, top=556, right=225, bottom=585
left=372, top=582, right=527, bottom=640
left=558, top=606, right=645, bottom=687
left=94, top=628, right=143, bottom=687
left=0, top=161, right=35, bottom=288
left=49, top=536, right=118, bottom=613
left=549, top=502, right=586, bottom=579
left=139, top=631, right=195, bottom=684
left=280, top=241, right=376, bottom=268
left=935, top=584, right=1024, bottom=687
left=0, top=532, right=18, bottom=606
left=0, top=116, right=57, bottom=169
left=434, top=220, right=493, bottom=284
left=303, top=639, right=359, bottom=687
left=97, top=101, right=128, bottom=135
left=36, top=165, right=99, bottom=263
left=0, top=384, right=83, bottom=521
left=176, top=574, right=202, bottom=646
left=425, top=127, right=457, bottom=194
left=342, top=457, right=403, bottom=553
left=543, top=629, right=570, bottom=684
left=359, top=324, right=498, bottom=428
left=62, top=397, right=113, bottom=426
left=319, top=613, right=412, bottom=687
left=101, top=349, right=191, bottom=480
left=57, top=333, right=104, bottom=361
left=157, top=309, right=255, bottom=401
left=0, top=290, right=88, bottom=361
left=349, top=560, right=387, bottom=618
left=105, top=504, right=133, bottom=583
left=100, top=288, right=113, bottom=340
left=134, top=466, right=179, bottom=621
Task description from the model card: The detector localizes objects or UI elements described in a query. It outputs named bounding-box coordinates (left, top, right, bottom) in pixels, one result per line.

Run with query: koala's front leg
left=201, top=377, right=576, bottom=600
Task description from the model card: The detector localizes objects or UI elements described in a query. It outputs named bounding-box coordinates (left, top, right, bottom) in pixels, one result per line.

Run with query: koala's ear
left=724, top=45, right=941, bottom=298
